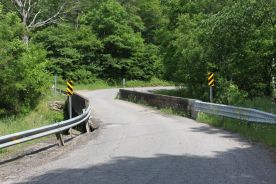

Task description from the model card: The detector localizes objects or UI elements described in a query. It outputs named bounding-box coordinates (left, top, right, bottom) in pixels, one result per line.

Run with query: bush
left=125, top=77, right=171, bottom=87
left=215, top=78, right=248, bottom=105
left=0, top=8, right=50, bottom=115
left=67, top=69, right=97, bottom=84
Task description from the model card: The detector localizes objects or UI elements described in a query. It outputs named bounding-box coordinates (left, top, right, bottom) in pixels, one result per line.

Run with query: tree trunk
left=23, top=34, right=29, bottom=45
left=22, top=11, right=29, bottom=45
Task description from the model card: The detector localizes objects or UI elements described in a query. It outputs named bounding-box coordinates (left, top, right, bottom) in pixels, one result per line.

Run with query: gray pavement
left=3, top=88, right=276, bottom=183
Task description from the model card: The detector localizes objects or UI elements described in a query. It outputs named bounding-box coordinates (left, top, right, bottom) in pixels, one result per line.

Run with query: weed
left=0, top=91, right=66, bottom=154
left=197, top=112, right=276, bottom=147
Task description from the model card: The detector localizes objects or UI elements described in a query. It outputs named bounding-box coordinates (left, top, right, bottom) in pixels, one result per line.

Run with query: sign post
left=54, top=74, right=57, bottom=96
left=123, top=78, right=126, bottom=88
left=66, top=80, right=74, bottom=119
left=208, top=72, right=215, bottom=103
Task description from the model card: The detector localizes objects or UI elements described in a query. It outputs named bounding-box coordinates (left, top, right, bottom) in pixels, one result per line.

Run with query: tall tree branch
left=28, top=3, right=65, bottom=29
left=10, top=0, right=73, bottom=44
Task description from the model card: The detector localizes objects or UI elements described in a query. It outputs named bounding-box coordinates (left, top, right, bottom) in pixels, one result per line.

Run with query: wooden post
left=56, top=133, right=64, bottom=146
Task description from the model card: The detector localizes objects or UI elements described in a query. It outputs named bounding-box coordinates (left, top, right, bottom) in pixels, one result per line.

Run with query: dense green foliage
left=0, top=0, right=275, bottom=114
left=33, top=24, right=102, bottom=83
left=158, top=0, right=275, bottom=103
left=32, top=0, right=163, bottom=82
left=0, top=5, right=49, bottom=115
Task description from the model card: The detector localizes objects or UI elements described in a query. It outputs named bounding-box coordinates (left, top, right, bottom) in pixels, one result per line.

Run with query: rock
left=48, top=101, right=65, bottom=111
left=88, top=116, right=101, bottom=130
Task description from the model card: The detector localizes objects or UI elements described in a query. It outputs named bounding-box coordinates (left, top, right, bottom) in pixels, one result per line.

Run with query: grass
left=56, top=79, right=110, bottom=91
left=74, top=80, right=111, bottom=90
left=197, top=113, right=276, bottom=147
left=159, top=107, right=187, bottom=117
left=240, top=96, right=276, bottom=114
left=125, top=78, right=172, bottom=87
left=56, top=77, right=172, bottom=91
left=0, top=91, right=66, bottom=154
left=154, top=88, right=189, bottom=98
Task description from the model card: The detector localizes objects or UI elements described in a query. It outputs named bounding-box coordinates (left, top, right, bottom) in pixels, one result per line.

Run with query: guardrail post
left=85, top=122, right=91, bottom=133
left=83, top=109, right=91, bottom=133
left=56, top=133, right=64, bottom=146
left=190, top=100, right=199, bottom=119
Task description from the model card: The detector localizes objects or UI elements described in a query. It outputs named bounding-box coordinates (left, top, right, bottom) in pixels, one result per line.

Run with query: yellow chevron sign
left=67, top=80, right=73, bottom=96
left=208, top=72, right=215, bottom=87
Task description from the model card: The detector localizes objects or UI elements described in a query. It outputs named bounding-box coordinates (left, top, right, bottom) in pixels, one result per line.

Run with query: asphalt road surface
left=2, top=88, right=276, bottom=184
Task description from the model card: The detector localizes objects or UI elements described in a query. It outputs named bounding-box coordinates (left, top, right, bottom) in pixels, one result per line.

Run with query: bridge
left=1, top=88, right=276, bottom=184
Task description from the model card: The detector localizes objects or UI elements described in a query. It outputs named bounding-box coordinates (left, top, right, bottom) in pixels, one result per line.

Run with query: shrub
left=0, top=8, right=50, bottom=115
left=215, top=78, right=248, bottom=105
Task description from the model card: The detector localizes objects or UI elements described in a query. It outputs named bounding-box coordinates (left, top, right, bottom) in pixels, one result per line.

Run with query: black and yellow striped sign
left=208, top=72, right=215, bottom=87
left=66, top=80, right=73, bottom=96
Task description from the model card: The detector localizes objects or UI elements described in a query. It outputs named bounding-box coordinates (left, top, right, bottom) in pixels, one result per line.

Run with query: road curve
left=3, top=88, right=276, bottom=183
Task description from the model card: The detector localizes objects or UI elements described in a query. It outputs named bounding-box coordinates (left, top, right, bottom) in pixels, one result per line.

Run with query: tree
left=203, top=0, right=275, bottom=97
left=0, top=4, right=49, bottom=114
left=158, top=0, right=275, bottom=101
left=33, top=23, right=102, bottom=82
left=119, top=0, right=163, bottom=43
left=81, top=0, right=161, bottom=80
left=8, top=0, right=75, bottom=43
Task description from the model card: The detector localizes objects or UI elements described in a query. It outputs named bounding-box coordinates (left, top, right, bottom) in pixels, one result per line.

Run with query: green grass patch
left=0, top=92, right=66, bottom=154
left=154, top=88, right=190, bottom=98
left=56, top=78, right=111, bottom=91
left=56, top=77, right=171, bottom=91
left=74, top=80, right=111, bottom=90
left=240, top=97, right=276, bottom=114
left=159, top=107, right=186, bottom=116
left=197, top=112, right=276, bottom=147
left=125, top=77, right=172, bottom=87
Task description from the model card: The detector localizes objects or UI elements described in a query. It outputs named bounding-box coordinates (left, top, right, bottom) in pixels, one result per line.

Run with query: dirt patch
left=0, top=117, right=102, bottom=181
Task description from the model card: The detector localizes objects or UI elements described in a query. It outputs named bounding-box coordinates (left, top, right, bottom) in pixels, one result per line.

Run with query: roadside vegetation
left=56, top=77, right=171, bottom=91
left=0, top=92, right=65, bottom=154
left=0, top=92, right=65, bottom=136
left=197, top=113, right=276, bottom=147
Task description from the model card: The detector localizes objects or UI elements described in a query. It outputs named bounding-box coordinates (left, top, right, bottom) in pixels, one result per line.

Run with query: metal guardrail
left=0, top=103, right=92, bottom=149
left=194, top=101, right=276, bottom=124
left=119, top=89, right=276, bottom=124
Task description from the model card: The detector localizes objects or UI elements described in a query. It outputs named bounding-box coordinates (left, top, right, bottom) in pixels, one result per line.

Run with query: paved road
left=3, top=88, right=276, bottom=183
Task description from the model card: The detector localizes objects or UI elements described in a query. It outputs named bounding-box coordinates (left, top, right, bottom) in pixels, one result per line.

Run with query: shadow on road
left=189, top=125, right=246, bottom=140
left=17, top=147, right=276, bottom=184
